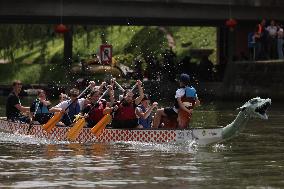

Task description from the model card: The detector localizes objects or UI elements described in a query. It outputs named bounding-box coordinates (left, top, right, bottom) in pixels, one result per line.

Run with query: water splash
left=0, top=132, right=69, bottom=145
left=112, top=141, right=199, bottom=154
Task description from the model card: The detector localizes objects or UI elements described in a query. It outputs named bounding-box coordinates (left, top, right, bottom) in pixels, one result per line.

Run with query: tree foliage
left=0, top=24, right=52, bottom=62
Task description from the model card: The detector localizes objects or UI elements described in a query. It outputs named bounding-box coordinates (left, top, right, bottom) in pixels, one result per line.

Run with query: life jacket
left=137, top=105, right=152, bottom=129
left=181, top=86, right=197, bottom=109
left=174, top=86, right=196, bottom=109
left=178, top=86, right=197, bottom=129
left=87, top=101, right=106, bottom=123
left=114, top=101, right=137, bottom=121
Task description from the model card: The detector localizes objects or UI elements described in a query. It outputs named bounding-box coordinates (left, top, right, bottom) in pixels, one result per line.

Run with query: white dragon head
left=238, top=97, right=271, bottom=119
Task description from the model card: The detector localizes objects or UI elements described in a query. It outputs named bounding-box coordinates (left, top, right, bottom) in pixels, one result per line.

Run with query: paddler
left=6, top=80, right=30, bottom=123
left=152, top=73, right=200, bottom=128
left=110, top=80, right=144, bottom=129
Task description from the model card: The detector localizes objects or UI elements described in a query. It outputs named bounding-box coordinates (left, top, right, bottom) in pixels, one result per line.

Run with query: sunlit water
left=0, top=96, right=283, bottom=188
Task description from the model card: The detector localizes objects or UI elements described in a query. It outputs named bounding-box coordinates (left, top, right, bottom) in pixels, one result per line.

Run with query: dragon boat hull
left=0, top=119, right=225, bottom=145
left=0, top=97, right=272, bottom=145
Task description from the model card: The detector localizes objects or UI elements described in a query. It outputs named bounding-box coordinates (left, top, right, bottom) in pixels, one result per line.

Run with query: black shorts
left=164, top=107, right=178, bottom=117
left=35, top=113, right=53, bottom=124
left=111, top=119, right=138, bottom=129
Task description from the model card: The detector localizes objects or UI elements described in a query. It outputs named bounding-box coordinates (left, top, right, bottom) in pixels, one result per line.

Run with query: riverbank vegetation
left=0, top=25, right=216, bottom=84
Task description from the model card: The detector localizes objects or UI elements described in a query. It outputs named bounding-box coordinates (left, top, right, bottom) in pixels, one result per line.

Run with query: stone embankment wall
left=143, top=61, right=284, bottom=101
left=222, top=61, right=284, bottom=100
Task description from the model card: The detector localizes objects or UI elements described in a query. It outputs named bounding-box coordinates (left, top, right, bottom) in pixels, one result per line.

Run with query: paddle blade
left=90, top=114, right=112, bottom=137
left=66, top=118, right=86, bottom=141
left=42, top=112, right=63, bottom=133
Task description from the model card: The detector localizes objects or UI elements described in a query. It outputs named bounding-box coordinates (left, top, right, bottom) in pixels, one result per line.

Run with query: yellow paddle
left=42, top=112, right=64, bottom=133
left=90, top=82, right=137, bottom=137
left=90, top=114, right=112, bottom=137
left=66, top=117, right=86, bottom=141
left=42, top=84, right=92, bottom=133
left=66, top=88, right=110, bottom=141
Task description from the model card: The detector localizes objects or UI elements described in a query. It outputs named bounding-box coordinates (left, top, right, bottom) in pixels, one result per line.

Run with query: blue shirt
left=137, top=105, right=152, bottom=129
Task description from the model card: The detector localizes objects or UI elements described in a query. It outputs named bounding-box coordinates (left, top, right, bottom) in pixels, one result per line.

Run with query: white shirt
left=174, top=87, right=198, bottom=113
left=266, top=26, right=278, bottom=37
left=173, top=88, right=186, bottom=113
left=55, top=98, right=85, bottom=112
left=175, top=88, right=185, bottom=99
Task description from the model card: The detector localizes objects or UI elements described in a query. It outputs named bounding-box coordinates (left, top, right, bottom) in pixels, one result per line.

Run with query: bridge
left=1, top=0, right=284, bottom=25
left=1, top=0, right=284, bottom=99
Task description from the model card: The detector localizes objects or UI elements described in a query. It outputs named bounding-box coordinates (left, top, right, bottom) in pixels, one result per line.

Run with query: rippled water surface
left=0, top=96, right=283, bottom=188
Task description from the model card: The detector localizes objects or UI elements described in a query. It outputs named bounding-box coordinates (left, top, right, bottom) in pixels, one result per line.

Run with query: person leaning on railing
left=6, top=80, right=30, bottom=123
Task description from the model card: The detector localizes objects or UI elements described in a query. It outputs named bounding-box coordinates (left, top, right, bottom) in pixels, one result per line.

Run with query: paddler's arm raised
left=108, top=85, right=115, bottom=107
left=98, top=81, right=107, bottom=93
left=134, top=80, right=144, bottom=105
left=136, top=102, right=158, bottom=119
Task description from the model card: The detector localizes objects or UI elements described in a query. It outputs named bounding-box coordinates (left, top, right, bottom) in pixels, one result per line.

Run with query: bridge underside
left=1, top=0, right=284, bottom=25
left=1, top=0, right=284, bottom=67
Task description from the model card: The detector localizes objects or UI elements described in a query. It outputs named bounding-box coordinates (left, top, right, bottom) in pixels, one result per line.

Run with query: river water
left=0, top=96, right=283, bottom=188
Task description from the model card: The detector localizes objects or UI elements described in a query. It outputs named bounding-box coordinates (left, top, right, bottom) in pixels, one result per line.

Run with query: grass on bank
left=0, top=26, right=217, bottom=85
left=8, top=26, right=216, bottom=64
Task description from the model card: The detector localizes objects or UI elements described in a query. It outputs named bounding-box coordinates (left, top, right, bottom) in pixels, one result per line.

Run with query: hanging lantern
left=225, top=18, right=237, bottom=31
left=54, top=24, right=68, bottom=34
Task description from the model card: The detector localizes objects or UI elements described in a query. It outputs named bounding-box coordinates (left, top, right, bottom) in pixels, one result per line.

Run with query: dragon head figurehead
left=238, top=97, right=271, bottom=119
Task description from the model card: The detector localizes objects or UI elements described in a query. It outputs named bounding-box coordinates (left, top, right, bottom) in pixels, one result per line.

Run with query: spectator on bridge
left=248, top=32, right=256, bottom=60
left=254, top=19, right=268, bottom=60
left=266, top=19, right=278, bottom=59
left=6, top=80, right=30, bottom=123
left=277, top=27, right=284, bottom=59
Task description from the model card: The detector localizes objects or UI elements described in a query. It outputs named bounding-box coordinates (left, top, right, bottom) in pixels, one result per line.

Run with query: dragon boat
left=0, top=97, right=271, bottom=145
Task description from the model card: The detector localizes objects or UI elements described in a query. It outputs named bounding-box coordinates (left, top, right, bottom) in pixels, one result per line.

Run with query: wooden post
left=63, top=25, right=73, bottom=65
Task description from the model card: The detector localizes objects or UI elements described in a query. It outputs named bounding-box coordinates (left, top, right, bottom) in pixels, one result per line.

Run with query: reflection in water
left=0, top=97, right=283, bottom=188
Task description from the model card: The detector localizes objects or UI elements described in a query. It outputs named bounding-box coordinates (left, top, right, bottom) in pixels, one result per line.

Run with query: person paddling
left=30, top=89, right=53, bottom=124
left=152, top=73, right=200, bottom=128
left=82, top=85, right=114, bottom=127
left=49, top=88, right=86, bottom=126
left=49, top=81, right=96, bottom=126
left=6, top=80, right=30, bottom=123
left=135, top=94, right=158, bottom=129
left=110, top=80, right=144, bottom=129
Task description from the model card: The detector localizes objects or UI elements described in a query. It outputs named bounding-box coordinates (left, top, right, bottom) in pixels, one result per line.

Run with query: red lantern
left=55, top=24, right=69, bottom=33
left=225, top=18, right=237, bottom=31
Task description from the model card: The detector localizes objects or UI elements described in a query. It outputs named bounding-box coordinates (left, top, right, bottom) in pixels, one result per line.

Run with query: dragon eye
left=250, top=99, right=258, bottom=104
